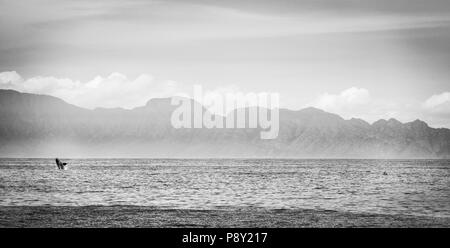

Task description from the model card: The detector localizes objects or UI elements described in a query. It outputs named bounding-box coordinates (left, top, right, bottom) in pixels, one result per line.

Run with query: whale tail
left=55, top=158, right=67, bottom=170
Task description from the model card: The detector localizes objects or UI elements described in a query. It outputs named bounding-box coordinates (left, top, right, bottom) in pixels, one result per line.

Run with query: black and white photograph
left=0, top=0, right=449, bottom=240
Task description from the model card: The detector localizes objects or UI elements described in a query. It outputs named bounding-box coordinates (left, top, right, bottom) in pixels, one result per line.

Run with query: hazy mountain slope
left=0, top=89, right=449, bottom=158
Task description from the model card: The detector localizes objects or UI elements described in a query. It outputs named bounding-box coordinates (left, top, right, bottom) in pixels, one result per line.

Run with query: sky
left=0, top=0, right=449, bottom=127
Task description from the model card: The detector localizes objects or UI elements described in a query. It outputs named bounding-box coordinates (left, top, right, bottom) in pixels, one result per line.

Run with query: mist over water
left=0, top=159, right=449, bottom=218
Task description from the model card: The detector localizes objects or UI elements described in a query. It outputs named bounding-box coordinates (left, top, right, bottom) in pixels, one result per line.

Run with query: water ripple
left=0, top=158, right=449, bottom=218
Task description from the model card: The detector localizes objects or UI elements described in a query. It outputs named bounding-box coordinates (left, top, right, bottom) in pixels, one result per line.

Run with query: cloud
left=423, top=92, right=450, bottom=115
left=0, top=71, right=182, bottom=109
left=0, top=71, right=23, bottom=85
left=0, top=71, right=278, bottom=116
left=308, top=88, right=450, bottom=128
left=312, top=87, right=371, bottom=115
left=309, top=87, right=413, bottom=123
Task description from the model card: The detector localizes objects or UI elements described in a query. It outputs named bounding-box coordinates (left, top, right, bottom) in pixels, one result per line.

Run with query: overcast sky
left=0, top=0, right=449, bottom=127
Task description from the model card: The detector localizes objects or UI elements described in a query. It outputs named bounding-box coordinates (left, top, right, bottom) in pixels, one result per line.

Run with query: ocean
left=0, top=158, right=449, bottom=218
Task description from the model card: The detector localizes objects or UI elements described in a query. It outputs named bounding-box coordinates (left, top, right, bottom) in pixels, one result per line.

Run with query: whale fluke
left=55, top=158, right=67, bottom=170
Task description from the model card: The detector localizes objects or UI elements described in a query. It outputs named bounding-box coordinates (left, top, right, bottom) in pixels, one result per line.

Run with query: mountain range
left=0, top=89, right=449, bottom=158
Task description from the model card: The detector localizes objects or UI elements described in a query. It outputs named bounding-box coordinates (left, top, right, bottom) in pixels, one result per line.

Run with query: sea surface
left=0, top=159, right=449, bottom=218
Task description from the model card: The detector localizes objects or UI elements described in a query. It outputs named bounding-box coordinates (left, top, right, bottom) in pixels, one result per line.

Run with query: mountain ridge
left=0, top=89, right=449, bottom=158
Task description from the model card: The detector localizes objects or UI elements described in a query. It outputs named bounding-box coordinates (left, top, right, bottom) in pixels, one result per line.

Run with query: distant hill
left=0, top=89, right=449, bottom=158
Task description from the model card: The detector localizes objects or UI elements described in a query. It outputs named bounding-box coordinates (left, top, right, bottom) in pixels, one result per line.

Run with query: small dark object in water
left=383, top=172, right=388, bottom=176
left=55, top=158, right=67, bottom=170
